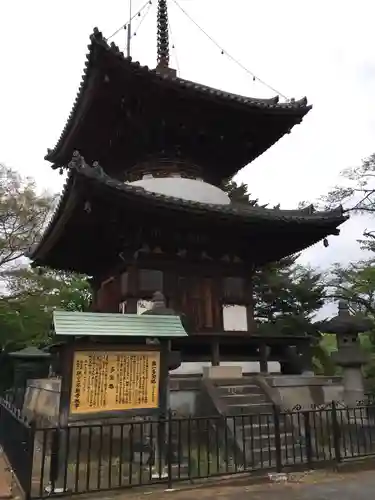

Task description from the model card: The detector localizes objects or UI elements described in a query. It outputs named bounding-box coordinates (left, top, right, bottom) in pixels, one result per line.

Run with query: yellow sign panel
left=70, top=350, right=160, bottom=415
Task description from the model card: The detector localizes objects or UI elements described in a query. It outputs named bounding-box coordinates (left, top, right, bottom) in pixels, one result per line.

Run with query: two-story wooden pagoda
left=29, top=3, right=348, bottom=373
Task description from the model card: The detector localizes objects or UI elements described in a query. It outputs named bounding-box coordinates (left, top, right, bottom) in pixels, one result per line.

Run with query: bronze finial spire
left=157, top=0, right=170, bottom=69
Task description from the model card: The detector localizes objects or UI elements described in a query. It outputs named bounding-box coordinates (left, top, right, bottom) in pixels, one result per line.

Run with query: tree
left=0, top=267, right=91, bottom=351
left=324, top=153, right=375, bottom=213
left=221, top=179, right=258, bottom=205
left=323, top=153, right=375, bottom=251
left=328, top=259, right=375, bottom=316
left=0, top=163, right=54, bottom=271
left=222, top=179, right=332, bottom=373
left=0, top=163, right=91, bottom=352
left=253, top=257, right=326, bottom=337
left=223, top=180, right=326, bottom=336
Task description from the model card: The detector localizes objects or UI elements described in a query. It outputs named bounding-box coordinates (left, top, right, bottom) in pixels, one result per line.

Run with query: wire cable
left=131, top=1, right=153, bottom=40
left=107, top=0, right=153, bottom=41
left=168, top=19, right=180, bottom=75
left=172, top=0, right=288, bottom=100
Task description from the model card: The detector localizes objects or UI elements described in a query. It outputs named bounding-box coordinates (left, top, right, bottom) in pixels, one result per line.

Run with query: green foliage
left=328, top=259, right=375, bottom=316
left=313, top=335, right=338, bottom=376
left=221, top=179, right=258, bottom=205
left=322, top=153, right=375, bottom=251
left=0, top=267, right=91, bottom=351
left=323, top=153, right=375, bottom=212
left=254, top=258, right=325, bottom=335
left=0, top=163, right=92, bottom=353
left=322, top=152, right=375, bottom=388
left=0, top=163, right=54, bottom=269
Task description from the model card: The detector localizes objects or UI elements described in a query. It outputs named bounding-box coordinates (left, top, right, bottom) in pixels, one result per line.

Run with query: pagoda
left=29, top=1, right=348, bottom=373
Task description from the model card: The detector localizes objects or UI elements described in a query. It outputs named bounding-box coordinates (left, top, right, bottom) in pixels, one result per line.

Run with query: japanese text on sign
left=70, top=350, right=160, bottom=414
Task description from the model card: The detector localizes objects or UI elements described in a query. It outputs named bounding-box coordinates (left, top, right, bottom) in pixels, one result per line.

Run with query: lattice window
left=223, top=277, right=245, bottom=302
left=139, top=269, right=163, bottom=292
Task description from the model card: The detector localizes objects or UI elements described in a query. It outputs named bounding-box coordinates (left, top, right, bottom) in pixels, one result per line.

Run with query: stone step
left=226, top=402, right=274, bottom=415
left=225, top=413, right=294, bottom=429
left=217, top=385, right=264, bottom=397
left=221, top=394, right=268, bottom=406
left=213, top=378, right=259, bottom=388
left=240, top=431, right=296, bottom=448
left=240, top=421, right=293, bottom=437
left=240, top=419, right=276, bottom=431
left=244, top=446, right=307, bottom=467
left=225, top=419, right=293, bottom=439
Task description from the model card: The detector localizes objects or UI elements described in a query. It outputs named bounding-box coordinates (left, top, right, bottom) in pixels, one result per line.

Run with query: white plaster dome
left=127, top=175, right=231, bottom=205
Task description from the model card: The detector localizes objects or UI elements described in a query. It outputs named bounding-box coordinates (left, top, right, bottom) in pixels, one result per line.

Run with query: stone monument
left=325, top=300, right=371, bottom=407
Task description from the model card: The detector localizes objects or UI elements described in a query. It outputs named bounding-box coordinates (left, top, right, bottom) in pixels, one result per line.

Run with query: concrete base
left=202, top=365, right=243, bottom=379
left=342, top=368, right=366, bottom=407
left=266, top=375, right=342, bottom=388
left=259, top=375, right=344, bottom=411
left=23, top=378, right=61, bottom=424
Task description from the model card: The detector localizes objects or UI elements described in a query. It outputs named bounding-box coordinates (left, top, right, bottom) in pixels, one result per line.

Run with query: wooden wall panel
left=96, top=276, right=121, bottom=313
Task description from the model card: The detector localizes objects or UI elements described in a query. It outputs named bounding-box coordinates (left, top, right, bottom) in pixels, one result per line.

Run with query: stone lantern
left=8, top=346, right=51, bottom=408
left=142, top=291, right=184, bottom=372
left=324, top=300, right=371, bottom=407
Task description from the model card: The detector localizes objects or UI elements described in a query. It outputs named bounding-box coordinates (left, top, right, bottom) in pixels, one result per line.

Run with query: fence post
left=272, top=405, right=282, bottom=473
left=166, top=410, right=173, bottom=490
left=25, top=420, right=36, bottom=500
left=303, top=411, right=313, bottom=467
left=331, top=401, right=341, bottom=464
left=49, top=427, right=60, bottom=491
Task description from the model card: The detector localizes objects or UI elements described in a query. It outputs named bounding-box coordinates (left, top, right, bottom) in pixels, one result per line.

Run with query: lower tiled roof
left=27, top=152, right=348, bottom=264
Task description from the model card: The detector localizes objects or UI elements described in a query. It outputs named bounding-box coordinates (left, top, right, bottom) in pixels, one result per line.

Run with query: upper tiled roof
left=35, top=152, right=347, bottom=244
left=70, top=153, right=345, bottom=224
left=45, top=28, right=312, bottom=164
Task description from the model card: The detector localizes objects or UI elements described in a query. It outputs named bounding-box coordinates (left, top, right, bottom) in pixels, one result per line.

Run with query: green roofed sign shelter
left=52, top=310, right=188, bottom=339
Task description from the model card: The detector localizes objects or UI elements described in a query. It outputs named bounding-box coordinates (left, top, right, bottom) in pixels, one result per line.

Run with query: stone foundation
left=22, top=372, right=346, bottom=425
left=22, top=378, right=61, bottom=425
left=202, top=365, right=243, bottom=379
left=257, top=375, right=344, bottom=410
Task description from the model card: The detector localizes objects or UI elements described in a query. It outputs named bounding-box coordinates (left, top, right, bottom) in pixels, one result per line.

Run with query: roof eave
left=44, top=28, right=312, bottom=167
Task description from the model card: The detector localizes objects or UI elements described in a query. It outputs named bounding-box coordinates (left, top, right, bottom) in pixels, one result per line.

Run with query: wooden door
left=177, top=276, right=220, bottom=331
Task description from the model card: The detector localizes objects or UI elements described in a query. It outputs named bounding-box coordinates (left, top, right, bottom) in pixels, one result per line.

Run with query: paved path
left=114, top=470, right=375, bottom=500
left=0, top=454, right=11, bottom=499
left=0, top=464, right=374, bottom=500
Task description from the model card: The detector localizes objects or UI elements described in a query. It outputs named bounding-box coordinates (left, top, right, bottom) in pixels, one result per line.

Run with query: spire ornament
left=157, top=0, right=170, bottom=70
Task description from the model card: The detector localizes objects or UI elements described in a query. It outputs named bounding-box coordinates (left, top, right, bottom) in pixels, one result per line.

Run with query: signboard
left=70, top=350, right=160, bottom=415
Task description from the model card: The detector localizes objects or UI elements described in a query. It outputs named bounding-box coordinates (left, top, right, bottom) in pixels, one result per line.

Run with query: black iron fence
left=0, top=400, right=35, bottom=495
left=2, top=398, right=375, bottom=499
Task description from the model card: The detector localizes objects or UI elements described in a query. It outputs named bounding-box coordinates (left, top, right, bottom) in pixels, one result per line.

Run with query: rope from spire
left=107, top=1, right=152, bottom=42
left=172, top=0, right=289, bottom=100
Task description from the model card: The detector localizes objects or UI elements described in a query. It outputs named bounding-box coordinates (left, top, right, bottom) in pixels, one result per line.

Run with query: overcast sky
left=1, top=0, right=374, bottom=275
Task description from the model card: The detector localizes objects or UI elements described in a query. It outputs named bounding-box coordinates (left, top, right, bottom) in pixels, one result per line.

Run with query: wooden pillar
left=89, top=278, right=99, bottom=311
left=259, top=342, right=268, bottom=373
left=245, top=271, right=255, bottom=333
left=126, top=264, right=139, bottom=313
left=158, top=340, right=170, bottom=417
left=211, top=340, right=220, bottom=366
left=157, top=340, right=170, bottom=471
left=213, top=275, right=224, bottom=331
